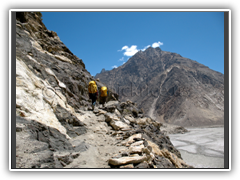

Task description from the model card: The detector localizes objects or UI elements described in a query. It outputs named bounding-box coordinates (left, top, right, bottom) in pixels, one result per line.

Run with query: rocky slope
left=15, top=12, right=192, bottom=169
left=95, top=47, right=224, bottom=127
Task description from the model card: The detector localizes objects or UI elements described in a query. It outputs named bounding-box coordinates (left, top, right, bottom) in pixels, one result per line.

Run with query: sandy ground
left=168, top=127, right=224, bottom=168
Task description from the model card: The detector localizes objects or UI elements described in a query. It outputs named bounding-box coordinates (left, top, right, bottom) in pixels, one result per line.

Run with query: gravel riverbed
left=168, top=127, right=224, bottom=168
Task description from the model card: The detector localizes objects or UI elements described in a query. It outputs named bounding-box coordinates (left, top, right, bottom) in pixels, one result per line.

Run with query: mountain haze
left=95, top=47, right=224, bottom=127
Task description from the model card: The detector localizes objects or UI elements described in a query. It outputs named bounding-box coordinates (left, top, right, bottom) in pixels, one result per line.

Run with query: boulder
left=109, top=120, right=131, bottom=131
left=114, top=109, right=121, bottom=116
left=147, top=140, right=164, bottom=157
left=136, top=117, right=162, bottom=129
left=95, top=109, right=108, bottom=116
left=116, top=102, right=141, bottom=118
left=136, top=117, right=151, bottom=126
left=108, top=155, right=147, bottom=166
left=124, top=115, right=136, bottom=123
left=128, top=145, right=144, bottom=154
left=126, top=134, right=142, bottom=146
left=122, top=118, right=130, bottom=125
left=129, top=140, right=144, bottom=147
left=142, top=147, right=152, bottom=155
left=103, top=105, right=116, bottom=113
left=104, top=113, right=120, bottom=123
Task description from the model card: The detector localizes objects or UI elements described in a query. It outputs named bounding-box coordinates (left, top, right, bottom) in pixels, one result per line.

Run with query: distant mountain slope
left=95, top=47, right=224, bottom=127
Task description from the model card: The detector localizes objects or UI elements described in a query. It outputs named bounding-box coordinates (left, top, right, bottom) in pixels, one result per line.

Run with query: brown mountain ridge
left=95, top=47, right=224, bottom=127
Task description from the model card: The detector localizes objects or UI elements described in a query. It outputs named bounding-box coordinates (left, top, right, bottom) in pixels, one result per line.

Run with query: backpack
left=100, top=86, right=108, bottom=97
left=88, top=81, right=98, bottom=93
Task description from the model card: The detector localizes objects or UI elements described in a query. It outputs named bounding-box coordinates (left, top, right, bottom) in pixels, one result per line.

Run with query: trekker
left=99, top=86, right=108, bottom=107
left=88, top=81, right=98, bottom=110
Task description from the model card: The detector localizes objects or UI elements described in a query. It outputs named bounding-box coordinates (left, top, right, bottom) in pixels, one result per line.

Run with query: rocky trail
left=65, top=107, right=127, bottom=168
left=16, top=100, right=193, bottom=169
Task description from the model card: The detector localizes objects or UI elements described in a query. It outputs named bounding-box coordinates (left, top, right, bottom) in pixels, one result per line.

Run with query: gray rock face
left=95, top=47, right=224, bottom=127
left=16, top=12, right=118, bottom=113
left=16, top=116, right=81, bottom=168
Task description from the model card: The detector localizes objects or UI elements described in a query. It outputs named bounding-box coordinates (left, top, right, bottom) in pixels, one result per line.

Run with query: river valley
left=168, top=127, right=224, bottom=168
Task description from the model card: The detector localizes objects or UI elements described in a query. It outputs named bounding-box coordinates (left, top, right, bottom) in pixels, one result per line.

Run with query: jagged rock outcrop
left=16, top=116, right=84, bottom=168
left=95, top=47, right=224, bottom=127
left=98, top=68, right=108, bottom=74
left=15, top=12, right=192, bottom=169
left=16, top=12, right=118, bottom=135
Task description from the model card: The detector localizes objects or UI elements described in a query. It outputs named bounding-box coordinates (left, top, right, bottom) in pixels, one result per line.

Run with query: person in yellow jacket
left=99, top=86, right=108, bottom=107
left=88, top=81, right=98, bottom=110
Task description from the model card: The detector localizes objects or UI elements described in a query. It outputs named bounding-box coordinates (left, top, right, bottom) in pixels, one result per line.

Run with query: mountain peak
left=145, top=46, right=162, bottom=51
left=145, top=46, right=162, bottom=53
left=100, top=68, right=107, bottom=73
left=141, top=46, right=162, bottom=58
left=95, top=46, right=224, bottom=127
left=155, top=47, right=162, bottom=51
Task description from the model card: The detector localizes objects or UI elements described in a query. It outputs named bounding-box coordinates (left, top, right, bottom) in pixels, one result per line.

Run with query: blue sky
left=41, top=11, right=224, bottom=76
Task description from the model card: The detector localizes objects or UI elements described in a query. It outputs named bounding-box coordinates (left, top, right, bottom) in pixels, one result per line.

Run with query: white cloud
left=122, top=62, right=125, bottom=64
left=119, top=57, right=124, bottom=61
left=122, top=46, right=128, bottom=50
left=152, top=41, right=163, bottom=48
left=120, top=45, right=139, bottom=57
left=119, top=41, right=163, bottom=57
left=112, top=65, right=118, bottom=69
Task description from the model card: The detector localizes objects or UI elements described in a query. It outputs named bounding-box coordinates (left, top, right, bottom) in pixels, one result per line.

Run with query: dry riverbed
left=168, top=126, right=224, bottom=168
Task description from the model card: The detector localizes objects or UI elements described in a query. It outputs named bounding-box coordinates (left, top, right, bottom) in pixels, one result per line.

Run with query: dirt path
left=65, top=109, right=128, bottom=168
